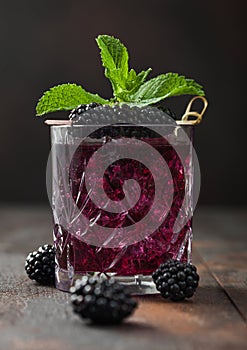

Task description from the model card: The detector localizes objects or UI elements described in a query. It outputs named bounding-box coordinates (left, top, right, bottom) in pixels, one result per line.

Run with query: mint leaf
left=36, top=84, right=108, bottom=116
left=115, top=68, right=152, bottom=102
left=125, top=69, right=137, bottom=91
left=96, top=35, right=129, bottom=96
left=125, top=68, right=152, bottom=94
left=128, top=73, right=205, bottom=106
left=96, top=35, right=152, bottom=101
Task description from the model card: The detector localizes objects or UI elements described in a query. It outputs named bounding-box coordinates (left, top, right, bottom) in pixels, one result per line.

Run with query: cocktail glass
left=46, top=102, right=204, bottom=293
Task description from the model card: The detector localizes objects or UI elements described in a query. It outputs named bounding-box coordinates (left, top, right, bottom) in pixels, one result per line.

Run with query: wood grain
left=194, top=207, right=247, bottom=322
left=0, top=206, right=246, bottom=350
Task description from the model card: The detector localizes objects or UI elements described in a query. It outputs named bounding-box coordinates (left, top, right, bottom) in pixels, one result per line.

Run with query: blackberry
left=69, top=104, right=177, bottom=139
left=89, top=124, right=157, bottom=139
left=25, top=244, right=55, bottom=285
left=158, top=106, right=177, bottom=120
left=69, top=102, right=101, bottom=122
left=152, top=259, right=199, bottom=301
left=70, top=276, right=137, bottom=324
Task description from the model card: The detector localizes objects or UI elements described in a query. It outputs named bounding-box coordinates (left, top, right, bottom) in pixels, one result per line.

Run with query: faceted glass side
left=50, top=124, right=194, bottom=293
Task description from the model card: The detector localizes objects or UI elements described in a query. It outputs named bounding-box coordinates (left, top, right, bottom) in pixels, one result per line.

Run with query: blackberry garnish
left=70, top=276, right=137, bottom=324
left=69, top=102, right=101, bottom=122
left=89, top=124, right=157, bottom=139
left=158, top=106, right=177, bottom=120
left=25, top=244, right=55, bottom=285
left=152, top=259, right=199, bottom=301
left=69, top=103, right=177, bottom=139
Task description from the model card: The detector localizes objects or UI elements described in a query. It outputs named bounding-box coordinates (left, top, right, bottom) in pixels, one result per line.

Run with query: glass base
left=55, top=267, right=159, bottom=295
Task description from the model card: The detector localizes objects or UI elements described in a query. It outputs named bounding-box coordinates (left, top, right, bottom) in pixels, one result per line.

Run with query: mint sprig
left=36, top=84, right=109, bottom=116
left=126, top=73, right=204, bottom=106
left=95, top=35, right=152, bottom=99
left=36, top=35, right=205, bottom=116
left=96, top=35, right=129, bottom=96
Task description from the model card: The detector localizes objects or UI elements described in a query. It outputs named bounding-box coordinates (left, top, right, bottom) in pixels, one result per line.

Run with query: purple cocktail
left=36, top=34, right=206, bottom=295
left=49, top=113, right=195, bottom=293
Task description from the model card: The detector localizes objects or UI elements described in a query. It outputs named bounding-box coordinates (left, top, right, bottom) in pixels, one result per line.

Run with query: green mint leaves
left=96, top=35, right=129, bottom=96
left=126, top=73, right=205, bottom=106
left=36, top=35, right=205, bottom=116
left=36, top=84, right=109, bottom=116
left=95, top=35, right=152, bottom=99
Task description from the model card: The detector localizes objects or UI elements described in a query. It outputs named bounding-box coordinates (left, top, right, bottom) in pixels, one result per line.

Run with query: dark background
left=0, top=0, right=246, bottom=205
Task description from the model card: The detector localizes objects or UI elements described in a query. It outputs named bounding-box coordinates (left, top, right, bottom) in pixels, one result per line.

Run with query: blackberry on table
left=25, top=244, right=55, bottom=286
left=70, top=276, right=137, bottom=324
left=152, top=259, right=199, bottom=301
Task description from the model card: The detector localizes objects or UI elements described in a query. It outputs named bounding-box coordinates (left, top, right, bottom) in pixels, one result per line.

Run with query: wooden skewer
left=45, top=120, right=72, bottom=126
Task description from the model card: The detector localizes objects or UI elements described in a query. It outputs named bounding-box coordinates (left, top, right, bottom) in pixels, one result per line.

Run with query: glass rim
left=45, top=120, right=196, bottom=127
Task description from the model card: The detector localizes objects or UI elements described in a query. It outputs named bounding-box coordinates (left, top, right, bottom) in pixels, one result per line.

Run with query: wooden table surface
left=0, top=206, right=246, bottom=350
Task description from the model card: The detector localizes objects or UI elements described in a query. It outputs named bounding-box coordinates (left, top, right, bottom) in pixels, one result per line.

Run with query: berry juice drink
left=49, top=118, right=195, bottom=293
left=36, top=34, right=206, bottom=293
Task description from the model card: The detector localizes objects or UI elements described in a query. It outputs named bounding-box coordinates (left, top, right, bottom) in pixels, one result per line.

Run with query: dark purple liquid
left=53, top=133, right=193, bottom=276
